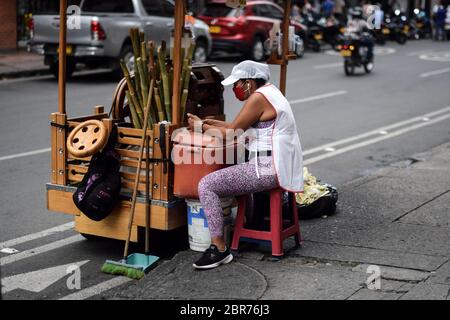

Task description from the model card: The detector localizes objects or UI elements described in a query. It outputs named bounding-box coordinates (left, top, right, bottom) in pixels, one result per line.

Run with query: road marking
left=59, top=276, right=133, bottom=300
left=2, top=260, right=89, bottom=294
left=0, top=147, right=51, bottom=162
left=304, top=112, right=450, bottom=165
left=303, top=106, right=450, bottom=156
left=420, top=67, right=450, bottom=78
left=0, top=222, right=75, bottom=249
left=419, top=51, right=450, bottom=62
left=407, top=49, right=433, bottom=57
left=290, top=90, right=347, bottom=105
left=0, top=235, right=83, bottom=266
left=313, top=62, right=341, bottom=69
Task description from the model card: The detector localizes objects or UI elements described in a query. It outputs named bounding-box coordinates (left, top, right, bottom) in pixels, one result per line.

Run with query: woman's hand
left=187, top=113, right=202, bottom=132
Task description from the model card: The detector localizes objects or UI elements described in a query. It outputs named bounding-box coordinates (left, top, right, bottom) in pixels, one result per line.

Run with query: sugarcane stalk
left=154, top=87, right=165, bottom=122
left=130, top=28, right=140, bottom=60
left=148, top=41, right=156, bottom=79
left=158, top=43, right=171, bottom=122
left=134, top=68, right=145, bottom=120
left=180, top=65, right=192, bottom=124
left=125, top=90, right=142, bottom=129
left=179, top=41, right=195, bottom=124
left=120, top=60, right=143, bottom=124
left=144, top=78, right=155, bottom=129
left=137, top=57, right=149, bottom=117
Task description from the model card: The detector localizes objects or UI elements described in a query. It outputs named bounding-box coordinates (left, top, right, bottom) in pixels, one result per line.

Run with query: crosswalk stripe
left=59, top=276, right=133, bottom=300
left=0, top=235, right=84, bottom=266
left=0, top=222, right=75, bottom=249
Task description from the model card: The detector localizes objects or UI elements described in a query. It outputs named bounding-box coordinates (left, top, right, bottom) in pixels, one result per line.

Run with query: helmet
left=349, top=6, right=363, bottom=19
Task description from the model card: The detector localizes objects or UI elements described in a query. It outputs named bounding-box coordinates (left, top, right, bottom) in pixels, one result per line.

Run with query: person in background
left=334, top=0, right=347, bottom=23
left=433, top=1, right=447, bottom=40
left=186, top=61, right=303, bottom=270
left=347, top=6, right=374, bottom=61
left=322, top=0, right=335, bottom=18
left=292, top=3, right=302, bottom=22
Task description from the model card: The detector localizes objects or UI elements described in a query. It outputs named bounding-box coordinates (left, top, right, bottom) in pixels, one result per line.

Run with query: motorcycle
left=339, top=32, right=374, bottom=76
left=316, top=16, right=346, bottom=51
left=301, top=13, right=323, bottom=52
left=410, top=8, right=432, bottom=39
left=384, top=11, right=408, bottom=44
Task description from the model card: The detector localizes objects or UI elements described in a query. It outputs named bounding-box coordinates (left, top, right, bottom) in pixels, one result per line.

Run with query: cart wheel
left=67, top=120, right=108, bottom=158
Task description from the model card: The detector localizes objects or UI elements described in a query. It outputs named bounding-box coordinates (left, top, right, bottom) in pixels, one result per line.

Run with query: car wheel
left=113, top=44, right=134, bottom=79
left=193, top=39, right=208, bottom=63
left=249, top=37, right=265, bottom=62
left=397, top=33, right=407, bottom=44
left=312, top=42, right=321, bottom=52
left=50, top=58, right=76, bottom=80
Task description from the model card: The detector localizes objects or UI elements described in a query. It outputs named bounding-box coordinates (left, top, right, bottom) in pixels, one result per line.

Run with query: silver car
left=29, top=0, right=212, bottom=78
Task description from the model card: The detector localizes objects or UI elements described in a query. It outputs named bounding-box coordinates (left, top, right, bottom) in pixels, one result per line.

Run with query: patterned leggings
left=198, top=156, right=278, bottom=237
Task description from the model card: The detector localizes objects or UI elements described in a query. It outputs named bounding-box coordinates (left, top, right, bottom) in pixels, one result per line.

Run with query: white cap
left=221, top=60, right=270, bottom=86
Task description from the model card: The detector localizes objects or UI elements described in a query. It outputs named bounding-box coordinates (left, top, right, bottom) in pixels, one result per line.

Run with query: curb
left=0, top=68, right=52, bottom=81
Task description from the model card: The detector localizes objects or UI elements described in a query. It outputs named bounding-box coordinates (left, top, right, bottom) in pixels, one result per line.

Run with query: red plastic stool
left=231, top=188, right=302, bottom=257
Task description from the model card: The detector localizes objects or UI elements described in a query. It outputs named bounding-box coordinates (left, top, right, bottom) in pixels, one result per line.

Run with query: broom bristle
left=101, top=262, right=145, bottom=280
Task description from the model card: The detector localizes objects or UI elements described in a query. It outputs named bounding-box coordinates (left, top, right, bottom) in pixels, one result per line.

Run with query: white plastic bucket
left=186, top=198, right=234, bottom=252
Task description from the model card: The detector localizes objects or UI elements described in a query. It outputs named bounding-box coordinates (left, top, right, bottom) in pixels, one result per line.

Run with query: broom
left=101, top=78, right=156, bottom=280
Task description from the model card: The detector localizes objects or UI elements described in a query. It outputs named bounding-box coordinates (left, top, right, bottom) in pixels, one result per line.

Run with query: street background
left=1, top=36, right=449, bottom=300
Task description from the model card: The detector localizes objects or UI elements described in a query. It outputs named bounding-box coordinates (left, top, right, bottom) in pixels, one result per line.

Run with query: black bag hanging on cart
left=73, top=125, right=121, bottom=221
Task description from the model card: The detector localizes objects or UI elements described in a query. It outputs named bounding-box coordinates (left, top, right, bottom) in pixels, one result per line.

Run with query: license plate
left=403, top=26, right=409, bottom=32
left=314, top=33, right=323, bottom=40
left=57, top=45, right=73, bottom=55
left=382, top=28, right=390, bottom=34
left=416, top=23, right=423, bottom=28
left=209, top=26, right=221, bottom=34
left=340, top=50, right=351, bottom=57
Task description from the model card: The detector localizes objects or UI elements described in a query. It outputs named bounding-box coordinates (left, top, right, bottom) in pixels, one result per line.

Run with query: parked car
left=28, top=0, right=212, bottom=79
left=198, top=0, right=306, bottom=61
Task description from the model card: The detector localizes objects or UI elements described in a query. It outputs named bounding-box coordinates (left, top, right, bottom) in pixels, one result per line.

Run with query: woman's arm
left=201, top=93, right=267, bottom=136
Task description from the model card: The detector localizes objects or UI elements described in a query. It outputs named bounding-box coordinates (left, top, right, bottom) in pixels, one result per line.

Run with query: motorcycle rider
left=346, top=6, right=374, bottom=61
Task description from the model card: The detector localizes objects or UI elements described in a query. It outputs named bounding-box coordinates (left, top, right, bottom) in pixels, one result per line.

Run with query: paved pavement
left=94, top=142, right=450, bottom=301
left=0, top=49, right=48, bottom=79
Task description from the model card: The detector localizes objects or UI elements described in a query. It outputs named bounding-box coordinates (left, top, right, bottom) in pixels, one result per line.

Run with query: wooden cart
left=46, top=0, right=296, bottom=242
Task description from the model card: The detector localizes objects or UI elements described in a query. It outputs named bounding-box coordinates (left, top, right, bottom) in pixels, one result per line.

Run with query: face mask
left=233, top=81, right=250, bottom=101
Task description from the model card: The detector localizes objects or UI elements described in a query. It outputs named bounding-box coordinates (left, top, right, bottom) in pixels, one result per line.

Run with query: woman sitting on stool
left=187, top=60, right=303, bottom=270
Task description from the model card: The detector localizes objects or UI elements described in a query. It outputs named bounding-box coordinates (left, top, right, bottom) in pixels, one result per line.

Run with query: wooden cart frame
left=46, top=0, right=295, bottom=242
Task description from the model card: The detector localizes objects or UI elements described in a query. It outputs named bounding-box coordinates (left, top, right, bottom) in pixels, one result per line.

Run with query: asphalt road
left=1, top=39, right=450, bottom=299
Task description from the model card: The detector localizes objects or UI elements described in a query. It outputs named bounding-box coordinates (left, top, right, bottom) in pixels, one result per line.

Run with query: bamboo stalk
left=137, top=57, right=149, bottom=117
left=148, top=41, right=156, bottom=79
left=130, top=28, right=140, bottom=59
left=120, top=60, right=143, bottom=124
left=154, top=87, right=165, bottom=122
left=158, top=43, right=171, bottom=122
left=125, top=90, right=142, bottom=129
left=144, top=78, right=155, bottom=129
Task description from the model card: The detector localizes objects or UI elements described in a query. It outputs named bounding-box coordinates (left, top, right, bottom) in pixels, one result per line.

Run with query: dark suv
left=198, top=0, right=304, bottom=61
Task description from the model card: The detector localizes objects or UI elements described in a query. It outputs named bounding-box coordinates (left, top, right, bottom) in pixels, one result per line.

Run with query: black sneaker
left=193, top=245, right=233, bottom=270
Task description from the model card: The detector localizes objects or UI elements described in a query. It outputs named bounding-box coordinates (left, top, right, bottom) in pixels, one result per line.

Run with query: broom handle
left=145, top=134, right=150, bottom=255
left=123, top=78, right=155, bottom=259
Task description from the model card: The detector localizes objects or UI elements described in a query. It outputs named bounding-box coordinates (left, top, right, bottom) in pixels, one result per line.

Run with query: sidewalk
left=103, top=143, right=450, bottom=300
left=0, top=49, right=48, bottom=79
